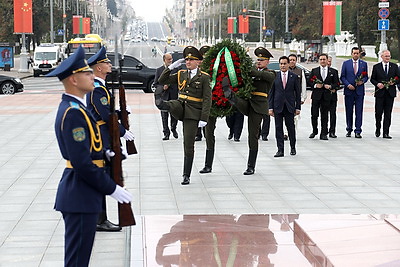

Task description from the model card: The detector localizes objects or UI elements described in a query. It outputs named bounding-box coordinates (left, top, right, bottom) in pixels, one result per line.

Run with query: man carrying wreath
left=223, top=47, right=275, bottom=175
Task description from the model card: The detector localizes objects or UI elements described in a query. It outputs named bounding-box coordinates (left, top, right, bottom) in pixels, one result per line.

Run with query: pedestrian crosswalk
left=21, top=76, right=64, bottom=94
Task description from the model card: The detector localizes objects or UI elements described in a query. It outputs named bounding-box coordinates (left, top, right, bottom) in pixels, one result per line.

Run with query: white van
left=33, top=44, right=62, bottom=77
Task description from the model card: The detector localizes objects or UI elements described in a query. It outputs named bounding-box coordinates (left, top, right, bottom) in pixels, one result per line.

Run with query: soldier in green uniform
left=223, top=47, right=275, bottom=175
left=155, top=46, right=212, bottom=185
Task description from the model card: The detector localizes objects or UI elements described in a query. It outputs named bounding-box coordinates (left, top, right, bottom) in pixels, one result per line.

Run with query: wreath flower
left=201, top=39, right=255, bottom=117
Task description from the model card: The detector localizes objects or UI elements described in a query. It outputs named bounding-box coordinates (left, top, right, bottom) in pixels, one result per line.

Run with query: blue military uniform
left=48, top=46, right=116, bottom=267
left=86, top=46, right=126, bottom=232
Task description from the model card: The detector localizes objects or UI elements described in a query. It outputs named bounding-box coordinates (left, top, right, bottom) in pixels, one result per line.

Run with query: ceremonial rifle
left=118, top=58, right=138, bottom=154
left=109, top=68, right=136, bottom=227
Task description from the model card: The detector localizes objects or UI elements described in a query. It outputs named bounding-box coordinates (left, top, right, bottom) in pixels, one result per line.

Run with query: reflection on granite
left=142, top=214, right=400, bottom=267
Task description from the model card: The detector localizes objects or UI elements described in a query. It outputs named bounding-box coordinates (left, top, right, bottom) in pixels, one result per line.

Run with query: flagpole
left=50, top=0, right=54, bottom=44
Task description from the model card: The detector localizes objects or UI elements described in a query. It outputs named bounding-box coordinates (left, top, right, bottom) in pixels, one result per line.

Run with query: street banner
left=13, top=0, right=33, bottom=33
left=83, top=17, right=91, bottom=34
left=238, top=15, right=249, bottom=34
left=73, top=15, right=83, bottom=34
left=227, top=17, right=237, bottom=34
left=323, top=1, right=342, bottom=36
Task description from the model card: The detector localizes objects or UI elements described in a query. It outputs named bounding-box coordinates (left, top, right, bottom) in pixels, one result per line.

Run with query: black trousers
left=274, top=105, right=296, bottom=152
left=328, top=98, right=338, bottom=134
left=260, top=114, right=270, bottom=138
left=311, top=98, right=329, bottom=136
left=62, top=212, right=98, bottom=267
left=161, top=111, right=177, bottom=136
left=226, top=111, right=244, bottom=140
left=375, top=92, right=395, bottom=135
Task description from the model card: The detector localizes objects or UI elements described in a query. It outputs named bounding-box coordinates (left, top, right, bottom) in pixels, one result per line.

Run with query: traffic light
left=262, top=26, right=267, bottom=31
left=284, top=32, right=292, bottom=44
left=242, top=8, right=247, bottom=17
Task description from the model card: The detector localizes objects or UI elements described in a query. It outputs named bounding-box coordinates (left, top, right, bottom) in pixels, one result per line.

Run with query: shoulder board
left=201, top=71, right=210, bottom=76
left=69, top=101, right=81, bottom=109
left=94, top=81, right=102, bottom=87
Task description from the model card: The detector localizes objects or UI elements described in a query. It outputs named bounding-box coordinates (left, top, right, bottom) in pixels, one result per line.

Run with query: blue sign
left=378, top=19, right=390, bottom=30
left=378, top=8, right=390, bottom=19
left=265, top=29, right=273, bottom=36
left=0, top=47, right=14, bottom=68
left=57, top=29, right=64, bottom=36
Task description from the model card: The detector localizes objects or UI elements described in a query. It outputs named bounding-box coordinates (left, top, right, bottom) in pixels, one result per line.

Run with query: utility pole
left=218, top=0, right=221, bottom=41
left=247, top=0, right=265, bottom=46
left=63, top=0, right=66, bottom=43
left=283, top=0, right=290, bottom=56
left=50, top=0, right=54, bottom=43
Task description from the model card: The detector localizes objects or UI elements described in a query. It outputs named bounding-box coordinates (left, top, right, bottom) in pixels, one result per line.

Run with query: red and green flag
left=227, top=17, right=237, bottom=34
left=323, top=1, right=342, bottom=36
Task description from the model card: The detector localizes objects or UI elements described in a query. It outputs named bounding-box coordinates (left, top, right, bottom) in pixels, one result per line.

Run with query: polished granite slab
left=138, top=214, right=400, bottom=267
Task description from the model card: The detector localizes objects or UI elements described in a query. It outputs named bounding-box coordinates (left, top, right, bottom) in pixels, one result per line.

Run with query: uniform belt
left=251, top=92, right=268, bottom=97
left=97, top=120, right=106, bottom=126
left=179, top=94, right=203, bottom=102
left=66, top=160, right=105, bottom=168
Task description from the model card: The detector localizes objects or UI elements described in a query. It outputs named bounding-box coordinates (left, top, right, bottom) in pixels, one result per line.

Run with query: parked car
left=267, top=60, right=311, bottom=90
left=86, top=53, right=156, bottom=93
left=0, top=75, right=23, bottom=95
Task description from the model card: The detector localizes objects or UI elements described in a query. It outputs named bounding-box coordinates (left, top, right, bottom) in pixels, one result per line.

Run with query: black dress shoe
left=383, top=134, right=392, bottom=139
left=172, top=130, right=178, bottom=139
left=320, top=135, right=328, bottom=140
left=290, top=148, right=296, bottom=155
left=234, top=138, right=240, bottom=142
left=199, top=166, right=212, bottom=173
left=309, top=133, right=317, bottom=138
left=355, top=133, right=362, bottom=138
left=228, top=133, right=233, bottom=140
left=274, top=151, right=284, bottom=157
left=181, top=175, right=190, bottom=185
left=375, top=130, right=380, bottom=137
left=194, top=136, right=202, bottom=141
left=329, top=133, right=337, bottom=138
left=162, top=135, right=169, bottom=140
left=97, top=220, right=122, bottom=232
left=283, top=135, right=288, bottom=141
left=243, top=167, right=255, bottom=175
left=262, top=136, right=268, bottom=141
left=346, top=131, right=351, bottom=137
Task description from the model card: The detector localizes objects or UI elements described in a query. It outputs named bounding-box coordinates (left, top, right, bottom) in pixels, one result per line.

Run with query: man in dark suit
left=155, top=46, right=212, bottom=185
left=308, top=53, right=340, bottom=140
left=370, top=50, right=400, bottom=139
left=47, top=46, right=132, bottom=267
left=154, top=53, right=179, bottom=140
left=269, top=56, right=301, bottom=157
left=326, top=56, right=342, bottom=138
left=223, top=47, right=276, bottom=175
left=340, top=47, right=369, bottom=138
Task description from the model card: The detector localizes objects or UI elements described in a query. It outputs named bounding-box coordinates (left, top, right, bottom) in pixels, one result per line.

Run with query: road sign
left=57, top=29, right=64, bottom=36
left=378, top=19, right=390, bottom=30
left=378, top=2, right=389, bottom=8
left=378, top=8, right=390, bottom=19
left=265, top=29, right=272, bottom=36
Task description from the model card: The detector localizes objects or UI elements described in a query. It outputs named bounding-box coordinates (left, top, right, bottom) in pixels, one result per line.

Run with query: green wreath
left=201, top=39, right=255, bottom=117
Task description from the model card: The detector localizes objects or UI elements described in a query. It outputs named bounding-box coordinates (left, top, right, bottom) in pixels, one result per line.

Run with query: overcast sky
left=129, top=0, right=174, bottom=22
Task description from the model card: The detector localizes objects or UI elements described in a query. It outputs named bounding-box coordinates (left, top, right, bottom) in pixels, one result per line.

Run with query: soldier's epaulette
left=94, top=81, right=101, bottom=87
left=201, top=71, right=210, bottom=76
left=69, top=101, right=81, bottom=109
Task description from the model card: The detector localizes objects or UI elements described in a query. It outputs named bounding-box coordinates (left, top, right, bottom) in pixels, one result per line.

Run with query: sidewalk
left=0, top=55, right=32, bottom=80
left=0, top=84, right=399, bottom=266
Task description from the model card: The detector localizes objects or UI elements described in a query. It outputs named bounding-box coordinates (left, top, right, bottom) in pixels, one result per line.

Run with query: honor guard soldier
left=86, top=46, right=134, bottom=232
left=48, top=45, right=132, bottom=267
left=155, top=46, right=212, bottom=185
left=223, top=47, right=276, bottom=175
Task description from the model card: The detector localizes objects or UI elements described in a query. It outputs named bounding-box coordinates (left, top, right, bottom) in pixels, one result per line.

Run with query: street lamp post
left=283, top=0, right=290, bottom=56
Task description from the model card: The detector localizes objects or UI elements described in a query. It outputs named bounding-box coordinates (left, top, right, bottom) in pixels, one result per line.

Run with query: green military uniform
left=223, top=47, right=275, bottom=175
left=156, top=46, right=212, bottom=185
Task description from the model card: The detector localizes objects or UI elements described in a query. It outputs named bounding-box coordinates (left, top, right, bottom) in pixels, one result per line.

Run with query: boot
left=154, top=93, right=170, bottom=111
left=199, top=149, right=214, bottom=173
left=243, top=150, right=258, bottom=175
left=181, top=156, right=194, bottom=185
left=222, top=77, right=237, bottom=105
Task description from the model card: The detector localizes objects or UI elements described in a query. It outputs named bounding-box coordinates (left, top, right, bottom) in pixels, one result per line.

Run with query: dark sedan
left=267, top=60, right=311, bottom=90
left=0, top=74, right=24, bottom=94
left=86, top=53, right=156, bottom=93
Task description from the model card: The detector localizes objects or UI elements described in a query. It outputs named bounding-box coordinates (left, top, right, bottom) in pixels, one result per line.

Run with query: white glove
left=198, top=120, right=207, bottom=127
left=110, top=185, right=132, bottom=204
left=121, top=146, right=128, bottom=159
left=168, top=58, right=185, bottom=70
left=123, top=130, right=135, bottom=141
left=105, top=149, right=115, bottom=161
left=126, top=105, right=132, bottom=114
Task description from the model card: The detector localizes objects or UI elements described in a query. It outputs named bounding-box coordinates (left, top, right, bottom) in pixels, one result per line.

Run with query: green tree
left=0, top=0, right=14, bottom=42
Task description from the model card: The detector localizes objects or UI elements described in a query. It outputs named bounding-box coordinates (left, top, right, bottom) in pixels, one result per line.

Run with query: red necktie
left=282, top=72, right=286, bottom=88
